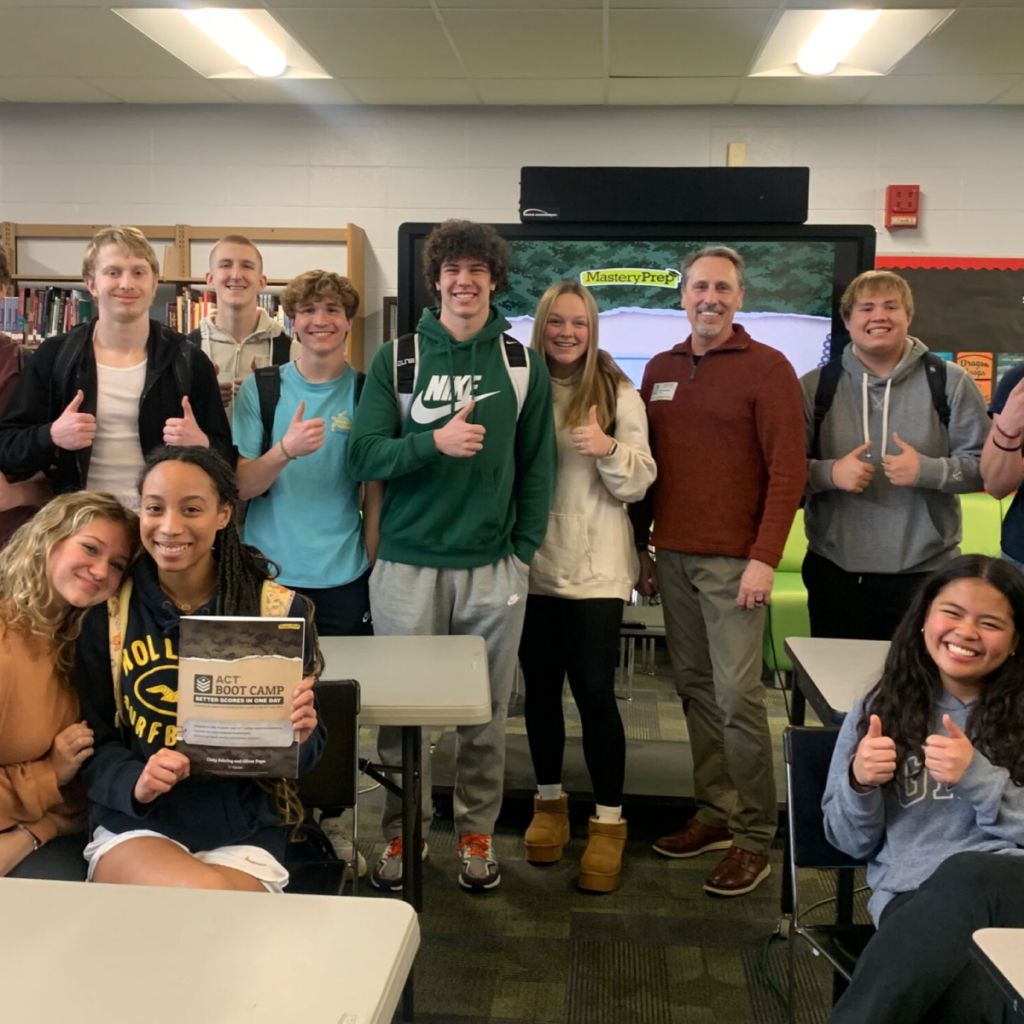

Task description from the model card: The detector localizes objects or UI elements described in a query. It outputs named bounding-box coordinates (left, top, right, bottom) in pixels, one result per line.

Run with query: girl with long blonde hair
left=0, top=491, right=137, bottom=877
left=520, top=280, right=656, bottom=892
left=74, top=446, right=324, bottom=893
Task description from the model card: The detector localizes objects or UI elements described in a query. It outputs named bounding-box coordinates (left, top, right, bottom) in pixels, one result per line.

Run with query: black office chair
left=784, top=725, right=875, bottom=1022
left=287, top=677, right=361, bottom=897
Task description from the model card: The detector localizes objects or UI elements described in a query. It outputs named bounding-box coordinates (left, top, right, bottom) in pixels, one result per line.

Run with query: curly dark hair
left=421, top=219, right=511, bottom=296
left=856, top=554, right=1024, bottom=786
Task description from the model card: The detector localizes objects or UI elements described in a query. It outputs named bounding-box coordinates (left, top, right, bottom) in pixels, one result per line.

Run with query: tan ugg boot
left=523, top=793, right=570, bottom=863
left=578, top=816, right=627, bottom=893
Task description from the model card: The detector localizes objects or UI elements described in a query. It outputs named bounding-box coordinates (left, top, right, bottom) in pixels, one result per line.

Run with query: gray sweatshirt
left=822, top=692, right=1024, bottom=925
left=801, top=338, right=988, bottom=574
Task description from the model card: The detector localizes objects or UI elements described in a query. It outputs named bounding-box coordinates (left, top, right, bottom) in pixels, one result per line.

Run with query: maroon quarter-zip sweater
left=629, top=325, right=806, bottom=567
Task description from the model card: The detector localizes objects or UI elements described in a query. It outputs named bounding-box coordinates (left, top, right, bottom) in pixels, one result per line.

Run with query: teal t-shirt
left=233, top=362, right=368, bottom=589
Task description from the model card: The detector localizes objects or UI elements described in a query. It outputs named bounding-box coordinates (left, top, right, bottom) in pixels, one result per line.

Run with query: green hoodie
left=348, top=307, right=556, bottom=568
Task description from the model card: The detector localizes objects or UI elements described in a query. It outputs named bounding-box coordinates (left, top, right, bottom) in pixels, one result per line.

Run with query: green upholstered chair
left=958, top=492, right=1004, bottom=557
left=763, top=509, right=810, bottom=676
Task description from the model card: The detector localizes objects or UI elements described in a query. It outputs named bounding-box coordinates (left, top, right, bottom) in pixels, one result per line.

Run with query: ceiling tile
left=271, top=0, right=429, bottom=5
left=275, top=9, right=461, bottom=78
left=477, top=79, right=605, bottom=104
left=784, top=0, right=956, bottom=7
left=341, top=79, right=479, bottom=104
left=610, top=9, right=774, bottom=77
left=734, top=77, right=874, bottom=104
left=0, top=9, right=198, bottom=77
left=218, top=79, right=361, bottom=104
left=85, top=78, right=238, bottom=103
left=863, top=75, right=1021, bottom=105
left=608, top=77, right=742, bottom=104
left=612, top=0, right=777, bottom=6
left=441, top=0, right=599, bottom=6
left=895, top=9, right=1024, bottom=76
left=0, top=78, right=120, bottom=103
left=446, top=11, right=603, bottom=79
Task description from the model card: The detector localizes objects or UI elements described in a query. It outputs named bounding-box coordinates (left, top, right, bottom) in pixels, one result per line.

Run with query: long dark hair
left=857, top=554, right=1024, bottom=785
left=138, top=446, right=323, bottom=831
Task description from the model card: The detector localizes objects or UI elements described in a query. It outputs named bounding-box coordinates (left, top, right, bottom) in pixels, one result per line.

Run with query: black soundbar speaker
left=519, top=166, right=809, bottom=224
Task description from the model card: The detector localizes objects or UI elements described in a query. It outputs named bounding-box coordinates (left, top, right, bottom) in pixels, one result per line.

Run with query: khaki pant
left=658, top=550, right=777, bottom=853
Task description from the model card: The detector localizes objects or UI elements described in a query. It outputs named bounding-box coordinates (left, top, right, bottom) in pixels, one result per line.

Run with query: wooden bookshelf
left=1, top=222, right=367, bottom=369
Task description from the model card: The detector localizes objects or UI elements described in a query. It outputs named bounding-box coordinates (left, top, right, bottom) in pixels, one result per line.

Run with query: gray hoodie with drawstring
left=801, top=338, right=989, bottom=575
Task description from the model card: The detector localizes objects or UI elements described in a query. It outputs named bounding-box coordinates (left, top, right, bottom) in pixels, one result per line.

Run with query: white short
left=83, top=826, right=290, bottom=893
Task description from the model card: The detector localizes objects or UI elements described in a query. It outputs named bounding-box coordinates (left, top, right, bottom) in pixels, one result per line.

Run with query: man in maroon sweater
left=630, top=246, right=805, bottom=897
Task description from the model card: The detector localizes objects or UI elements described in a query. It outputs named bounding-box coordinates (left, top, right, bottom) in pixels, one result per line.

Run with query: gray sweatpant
left=370, top=555, right=529, bottom=839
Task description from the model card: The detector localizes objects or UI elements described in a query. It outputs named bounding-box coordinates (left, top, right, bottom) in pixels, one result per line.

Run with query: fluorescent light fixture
left=113, top=8, right=331, bottom=80
left=797, top=10, right=880, bottom=76
left=183, top=10, right=286, bottom=78
left=749, top=8, right=954, bottom=78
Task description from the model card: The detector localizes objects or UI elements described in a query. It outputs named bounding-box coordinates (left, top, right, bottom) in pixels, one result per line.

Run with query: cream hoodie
left=529, top=373, right=657, bottom=600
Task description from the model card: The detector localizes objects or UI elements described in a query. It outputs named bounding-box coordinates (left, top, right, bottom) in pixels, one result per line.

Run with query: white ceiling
left=0, top=1, right=1022, bottom=105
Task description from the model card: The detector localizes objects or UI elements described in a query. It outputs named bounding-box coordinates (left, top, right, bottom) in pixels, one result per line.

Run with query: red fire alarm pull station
left=886, top=184, right=920, bottom=229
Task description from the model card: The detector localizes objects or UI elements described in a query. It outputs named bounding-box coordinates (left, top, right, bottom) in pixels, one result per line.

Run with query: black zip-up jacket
left=0, top=319, right=233, bottom=492
left=75, top=556, right=326, bottom=857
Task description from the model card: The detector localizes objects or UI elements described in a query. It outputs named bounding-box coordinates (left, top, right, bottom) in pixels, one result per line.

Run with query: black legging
left=518, top=595, right=626, bottom=807
left=829, top=851, right=1024, bottom=1024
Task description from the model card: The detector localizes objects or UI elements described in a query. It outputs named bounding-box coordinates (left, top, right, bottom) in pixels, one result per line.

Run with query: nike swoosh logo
left=410, top=391, right=500, bottom=424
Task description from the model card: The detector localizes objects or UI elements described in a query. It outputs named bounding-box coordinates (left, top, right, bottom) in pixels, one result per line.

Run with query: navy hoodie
left=75, top=556, right=325, bottom=857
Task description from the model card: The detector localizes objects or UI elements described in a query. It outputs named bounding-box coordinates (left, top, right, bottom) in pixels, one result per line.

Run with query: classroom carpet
left=343, top=641, right=869, bottom=1024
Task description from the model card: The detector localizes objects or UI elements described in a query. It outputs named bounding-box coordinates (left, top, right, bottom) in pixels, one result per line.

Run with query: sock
left=537, top=783, right=563, bottom=801
left=595, top=804, right=622, bottom=823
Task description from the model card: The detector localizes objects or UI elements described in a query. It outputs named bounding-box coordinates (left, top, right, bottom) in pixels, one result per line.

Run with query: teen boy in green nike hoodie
left=349, top=220, right=556, bottom=892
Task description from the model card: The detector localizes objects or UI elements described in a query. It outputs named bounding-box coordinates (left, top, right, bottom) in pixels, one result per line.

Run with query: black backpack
left=810, top=352, right=950, bottom=460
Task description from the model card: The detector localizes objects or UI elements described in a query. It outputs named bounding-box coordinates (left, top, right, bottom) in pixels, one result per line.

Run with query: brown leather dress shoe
left=652, top=818, right=733, bottom=859
left=703, top=846, right=771, bottom=897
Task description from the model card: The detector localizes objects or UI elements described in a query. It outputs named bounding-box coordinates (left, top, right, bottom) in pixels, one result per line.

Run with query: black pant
left=518, top=595, right=626, bottom=807
left=293, top=569, right=373, bottom=638
left=829, top=852, right=1024, bottom=1024
left=803, top=550, right=931, bottom=641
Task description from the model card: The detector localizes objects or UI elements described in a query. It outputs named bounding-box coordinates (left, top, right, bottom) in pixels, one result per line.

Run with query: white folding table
left=784, top=636, right=890, bottom=726
left=0, top=877, right=419, bottom=1024
left=973, top=928, right=1024, bottom=1018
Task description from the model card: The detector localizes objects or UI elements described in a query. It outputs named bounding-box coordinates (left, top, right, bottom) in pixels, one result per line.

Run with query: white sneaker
left=320, top=817, right=367, bottom=878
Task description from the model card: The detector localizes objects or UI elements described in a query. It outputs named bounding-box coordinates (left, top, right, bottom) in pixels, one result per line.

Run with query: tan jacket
left=529, top=375, right=656, bottom=601
left=0, top=621, right=87, bottom=843
left=197, top=308, right=300, bottom=384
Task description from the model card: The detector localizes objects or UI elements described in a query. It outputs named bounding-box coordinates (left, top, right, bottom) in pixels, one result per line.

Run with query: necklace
left=167, top=587, right=216, bottom=613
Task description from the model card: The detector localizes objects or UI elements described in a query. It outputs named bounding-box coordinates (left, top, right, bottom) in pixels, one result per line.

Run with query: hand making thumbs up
left=280, top=400, right=325, bottom=459
left=924, top=714, right=975, bottom=787
left=50, top=389, right=97, bottom=451
left=882, top=431, right=921, bottom=487
left=571, top=403, right=615, bottom=458
left=830, top=441, right=875, bottom=493
left=163, top=395, right=210, bottom=448
left=851, top=714, right=898, bottom=790
left=433, top=400, right=486, bottom=458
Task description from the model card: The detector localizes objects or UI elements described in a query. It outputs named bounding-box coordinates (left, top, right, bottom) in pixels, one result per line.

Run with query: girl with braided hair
left=823, top=554, right=1024, bottom=1023
left=75, top=445, right=325, bottom=892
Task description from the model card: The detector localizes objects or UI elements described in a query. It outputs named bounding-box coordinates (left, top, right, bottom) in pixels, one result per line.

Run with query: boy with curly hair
left=349, top=219, right=556, bottom=893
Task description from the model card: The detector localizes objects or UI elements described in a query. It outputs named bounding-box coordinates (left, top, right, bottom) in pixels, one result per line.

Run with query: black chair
left=287, top=677, right=361, bottom=897
left=784, top=725, right=875, bottom=1022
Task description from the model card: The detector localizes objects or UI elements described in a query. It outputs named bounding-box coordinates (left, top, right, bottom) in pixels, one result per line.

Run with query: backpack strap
left=107, top=579, right=133, bottom=728
left=254, top=365, right=283, bottom=458
left=168, top=329, right=193, bottom=402
left=923, top=352, right=951, bottom=432
left=260, top=578, right=295, bottom=618
left=355, top=370, right=366, bottom=407
left=810, top=357, right=844, bottom=461
left=53, top=325, right=90, bottom=407
left=271, top=333, right=293, bottom=366
left=393, top=333, right=419, bottom=420
left=499, top=334, right=530, bottom=421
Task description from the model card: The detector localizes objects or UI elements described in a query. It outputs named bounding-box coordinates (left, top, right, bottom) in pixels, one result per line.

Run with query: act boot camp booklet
left=176, top=616, right=304, bottom=778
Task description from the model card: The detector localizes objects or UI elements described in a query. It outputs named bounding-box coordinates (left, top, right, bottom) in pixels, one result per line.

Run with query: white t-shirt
left=86, top=360, right=147, bottom=512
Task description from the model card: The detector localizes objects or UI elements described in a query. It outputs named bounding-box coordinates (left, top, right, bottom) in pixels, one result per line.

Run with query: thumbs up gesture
left=50, top=390, right=97, bottom=451
left=280, top=400, right=325, bottom=459
left=924, top=713, right=975, bottom=787
left=851, top=714, right=898, bottom=790
left=433, top=400, right=486, bottom=458
left=163, top=396, right=210, bottom=448
left=831, top=441, right=875, bottom=493
left=882, top=431, right=921, bottom=487
left=571, top=404, right=615, bottom=458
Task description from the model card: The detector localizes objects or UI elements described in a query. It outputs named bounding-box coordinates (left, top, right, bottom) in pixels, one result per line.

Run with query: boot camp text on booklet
left=176, top=616, right=305, bottom=778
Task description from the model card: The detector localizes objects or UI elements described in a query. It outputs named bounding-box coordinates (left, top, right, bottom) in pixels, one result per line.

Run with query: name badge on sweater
left=651, top=382, right=678, bottom=401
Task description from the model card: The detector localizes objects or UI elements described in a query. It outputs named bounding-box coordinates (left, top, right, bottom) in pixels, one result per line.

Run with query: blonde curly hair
left=0, top=492, right=139, bottom=678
